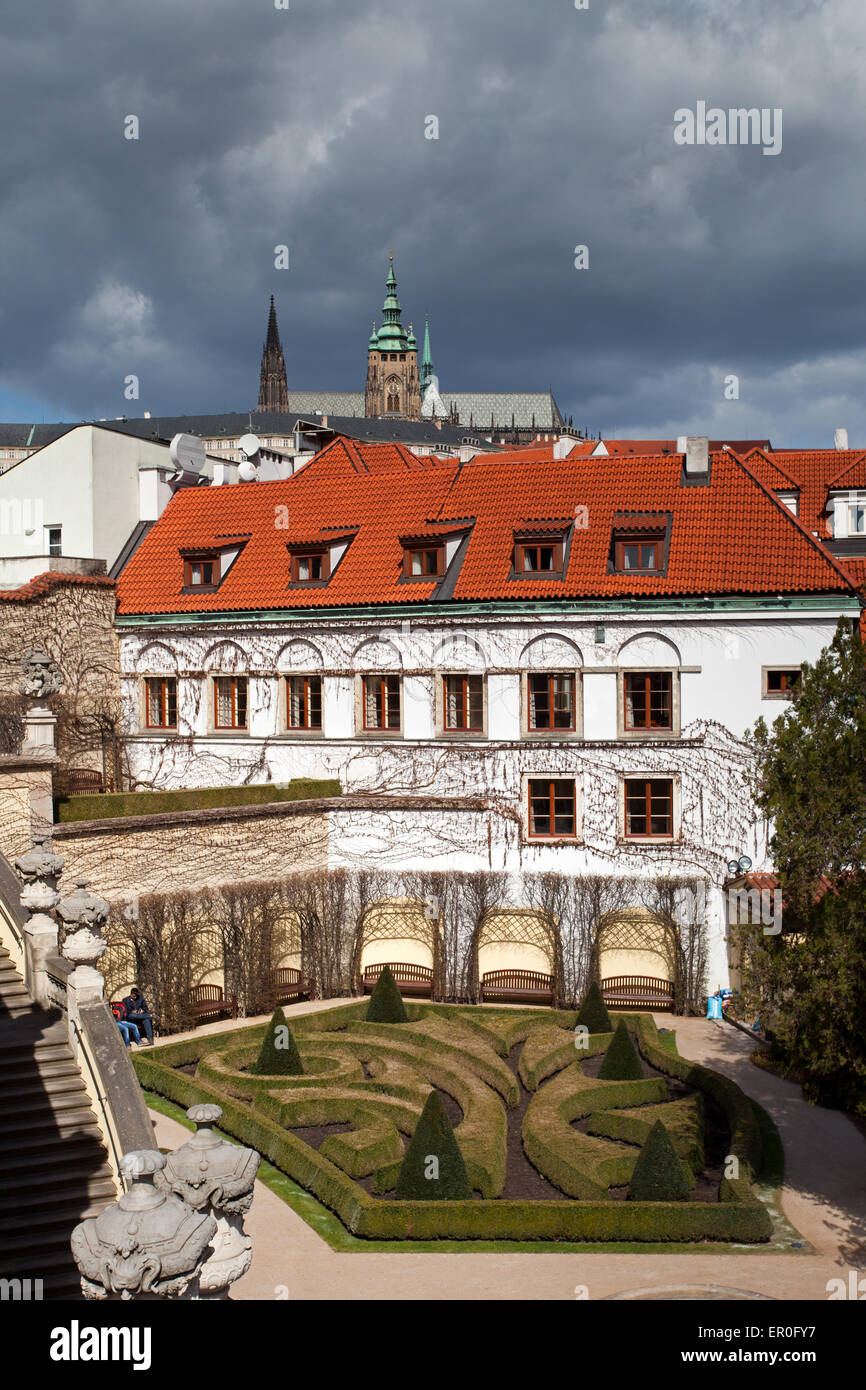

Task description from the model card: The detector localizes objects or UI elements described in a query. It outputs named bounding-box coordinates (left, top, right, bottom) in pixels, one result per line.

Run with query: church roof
left=444, top=392, right=564, bottom=431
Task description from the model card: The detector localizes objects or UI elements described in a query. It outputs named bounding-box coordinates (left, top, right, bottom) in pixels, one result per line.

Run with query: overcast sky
left=1, top=0, right=865, bottom=445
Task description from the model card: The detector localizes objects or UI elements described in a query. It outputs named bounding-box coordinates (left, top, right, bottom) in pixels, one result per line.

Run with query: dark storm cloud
left=1, top=0, right=864, bottom=444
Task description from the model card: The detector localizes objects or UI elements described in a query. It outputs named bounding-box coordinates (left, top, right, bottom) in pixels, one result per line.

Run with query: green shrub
left=365, top=966, right=408, bottom=1024
left=628, top=1121, right=692, bottom=1201
left=598, top=1020, right=643, bottom=1081
left=250, top=1010, right=304, bottom=1076
left=394, top=1090, right=472, bottom=1200
left=55, top=778, right=341, bottom=823
left=576, top=982, right=612, bottom=1035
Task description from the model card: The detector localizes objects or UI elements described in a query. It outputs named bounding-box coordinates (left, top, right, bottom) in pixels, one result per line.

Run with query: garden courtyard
left=135, top=989, right=866, bottom=1301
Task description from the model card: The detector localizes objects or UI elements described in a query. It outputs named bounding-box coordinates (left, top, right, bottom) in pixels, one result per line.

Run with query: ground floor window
left=527, top=778, right=577, bottom=838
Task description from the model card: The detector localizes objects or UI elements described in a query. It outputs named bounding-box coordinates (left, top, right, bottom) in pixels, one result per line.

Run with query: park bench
left=479, top=969, right=555, bottom=1005
left=362, top=962, right=433, bottom=998
left=56, top=767, right=107, bottom=796
left=187, top=984, right=238, bottom=1025
left=601, top=975, right=674, bottom=1010
left=267, top=966, right=316, bottom=1007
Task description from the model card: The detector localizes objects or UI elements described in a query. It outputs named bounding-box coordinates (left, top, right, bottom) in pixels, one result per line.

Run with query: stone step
left=0, top=1166, right=116, bottom=1214
left=0, top=1121, right=103, bottom=1157
left=0, top=1090, right=93, bottom=1128
left=0, top=1059, right=83, bottom=1085
left=0, top=1192, right=114, bottom=1240
left=0, top=1136, right=112, bottom=1181
left=1, top=1073, right=90, bottom=1104
left=0, top=1043, right=72, bottom=1070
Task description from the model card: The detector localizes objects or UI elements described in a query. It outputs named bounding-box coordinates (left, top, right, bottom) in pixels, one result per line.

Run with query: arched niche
left=519, top=634, right=584, bottom=669
left=135, top=640, right=178, bottom=673
left=596, top=908, right=677, bottom=983
left=617, top=632, right=681, bottom=667
left=353, top=896, right=441, bottom=994
left=433, top=633, right=489, bottom=671
left=475, top=906, right=558, bottom=978
left=275, top=639, right=324, bottom=673
left=351, top=637, right=403, bottom=669
left=202, top=640, right=247, bottom=674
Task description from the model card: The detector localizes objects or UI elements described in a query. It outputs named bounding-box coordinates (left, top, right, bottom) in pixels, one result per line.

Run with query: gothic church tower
left=365, top=253, right=421, bottom=419
left=257, top=295, right=289, bottom=413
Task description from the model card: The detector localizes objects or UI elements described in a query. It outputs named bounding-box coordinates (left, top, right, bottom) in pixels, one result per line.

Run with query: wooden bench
left=479, top=969, right=555, bottom=1005
left=267, top=967, right=315, bottom=1006
left=57, top=768, right=106, bottom=796
left=187, top=984, right=238, bottom=1025
left=601, top=975, right=674, bottom=1011
left=362, top=962, right=434, bottom=998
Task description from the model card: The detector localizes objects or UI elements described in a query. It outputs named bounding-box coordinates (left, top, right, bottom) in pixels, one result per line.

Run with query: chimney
left=676, top=435, right=688, bottom=453
left=834, top=427, right=849, bottom=451
left=685, top=436, right=709, bottom=475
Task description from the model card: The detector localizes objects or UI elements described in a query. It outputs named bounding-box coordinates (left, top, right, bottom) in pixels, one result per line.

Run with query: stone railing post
left=13, top=833, right=65, bottom=1008
left=56, top=877, right=110, bottom=1039
left=71, top=1150, right=217, bottom=1301
left=158, top=1103, right=260, bottom=1298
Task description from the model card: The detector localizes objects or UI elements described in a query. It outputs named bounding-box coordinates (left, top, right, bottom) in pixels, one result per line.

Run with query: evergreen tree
left=250, top=1008, right=304, bottom=1075
left=576, top=981, right=613, bottom=1034
left=365, top=964, right=408, bottom=1023
left=394, top=1090, right=472, bottom=1200
left=598, top=1018, right=644, bottom=1080
left=627, top=1120, right=692, bottom=1201
left=747, top=620, right=866, bottom=1108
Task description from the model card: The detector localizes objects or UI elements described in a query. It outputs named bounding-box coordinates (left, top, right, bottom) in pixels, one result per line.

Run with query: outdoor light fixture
left=726, top=860, right=740, bottom=876
left=594, top=625, right=605, bottom=643
left=737, top=855, right=753, bottom=873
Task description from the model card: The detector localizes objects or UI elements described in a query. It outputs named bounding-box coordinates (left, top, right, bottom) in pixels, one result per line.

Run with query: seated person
left=122, top=987, right=154, bottom=1045
left=111, top=1000, right=141, bottom=1048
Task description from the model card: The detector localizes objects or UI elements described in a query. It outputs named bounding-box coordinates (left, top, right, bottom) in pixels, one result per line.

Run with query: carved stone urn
left=71, top=1151, right=218, bottom=1300
left=158, top=1104, right=260, bottom=1298
left=56, top=876, right=109, bottom=996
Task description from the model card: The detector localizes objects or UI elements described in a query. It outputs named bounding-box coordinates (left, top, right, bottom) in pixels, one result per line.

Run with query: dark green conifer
left=366, top=965, right=408, bottom=1023
left=250, top=1008, right=303, bottom=1075
left=575, top=981, right=613, bottom=1035
left=598, top=1018, right=644, bottom=1080
left=627, top=1120, right=692, bottom=1201
left=394, top=1090, right=472, bottom=1200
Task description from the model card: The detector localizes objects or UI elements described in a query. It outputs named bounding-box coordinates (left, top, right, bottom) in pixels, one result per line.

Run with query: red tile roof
left=115, top=441, right=859, bottom=616
left=599, top=439, right=769, bottom=457
left=745, top=448, right=866, bottom=536
left=0, top=571, right=115, bottom=602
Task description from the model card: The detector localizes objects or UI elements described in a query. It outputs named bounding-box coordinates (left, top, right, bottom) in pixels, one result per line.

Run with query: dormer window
left=849, top=493, right=866, bottom=534
left=291, top=549, right=330, bottom=584
left=515, top=537, right=564, bottom=575
left=614, top=537, right=662, bottom=572
left=183, top=555, right=218, bottom=589
left=404, top=544, right=445, bottom=578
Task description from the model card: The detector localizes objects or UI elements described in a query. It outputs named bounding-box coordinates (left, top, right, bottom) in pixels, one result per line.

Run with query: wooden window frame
left=362, top=674, right=401, bottom=732
left=622, top=671, right=673, bottom=732
left=403, top=544, right=445, bottom=579
left=613, top=536, right=663, bottom=573
left=182, top=555, right=219, bottom=590
left=526, top=672, right=576, bottom=732
left=144, top=676, right=177, bottom=730
left=526, top=777, right=578, bottom=841
left=515, top=539, right=564, bottom=576
left=623, top=777, right=675, bottom=840
left=442, top=673, right=485, bottom=734
left=286, top=674, right=323, bottom=731
left=290, top=549, right=330, bottom=585
left=762, top=666, right=802, bottom=699
left=213, top=675, right=248, bottom=731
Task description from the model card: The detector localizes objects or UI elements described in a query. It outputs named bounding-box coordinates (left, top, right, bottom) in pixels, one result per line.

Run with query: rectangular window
left=291, top=550, right=329, bottom=583
left=287, top=675, right=322, bottom=730
left=404, top=545, right=444, bottom=577
left=764, top=668, right=801, bottom=696
left=624, top=672, right=673, bottom=731
left=848, top=495, right=866, bottom=534
left=527, top=674, right=575, bottom=730
left=214, top=676, right=248, bottom=730
left=363, top=675, right=401, bottom=731
left=145, top=677, right=177, bottom=729
left=624, top=778, right=674, bottom=838
left=517, top=541, right=563, bottom=574
left=47, top=527, right=62, bottom=557
left=527, top=778, right=577, bottom=839
left=443, top=674, right=484, bottom=732
left=184, top=556, right=217, bottom=588
left=614, top=538, right=662, bottom=572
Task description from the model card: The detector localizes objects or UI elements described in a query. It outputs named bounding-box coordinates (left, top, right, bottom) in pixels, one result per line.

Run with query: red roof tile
left=115, top=445, right=858, bottom=616
left=0, top=572, right=115, bottom=602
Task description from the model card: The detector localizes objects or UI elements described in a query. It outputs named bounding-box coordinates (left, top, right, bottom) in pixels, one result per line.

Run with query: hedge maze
left=134, top=1001, right=776, bottom=1244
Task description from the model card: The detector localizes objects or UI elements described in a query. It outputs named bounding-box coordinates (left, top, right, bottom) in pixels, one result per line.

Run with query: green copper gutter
left=116, top=594, right=860, bottom=628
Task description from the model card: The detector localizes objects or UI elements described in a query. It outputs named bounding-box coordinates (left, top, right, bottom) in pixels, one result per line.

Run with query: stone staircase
left=0, top=942, right=118, bottom=1299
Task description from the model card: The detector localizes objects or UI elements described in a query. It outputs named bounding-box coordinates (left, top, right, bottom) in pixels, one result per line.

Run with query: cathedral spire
left=421, top=314, right=434, bottom=392
left=257, top=294, right=288, bottom=413
left=374, top=251, right=409, bottom=352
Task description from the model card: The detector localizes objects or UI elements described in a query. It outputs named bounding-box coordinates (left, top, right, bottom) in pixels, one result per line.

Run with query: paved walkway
left=147, top=1007, right=866, bottom=1301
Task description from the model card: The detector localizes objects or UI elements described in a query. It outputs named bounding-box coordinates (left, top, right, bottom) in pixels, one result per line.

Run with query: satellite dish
left=238, top=433, right=261, bottom=460
left=237, top=460, right=258, bottom=482
left=169, top=433, right=205, bottom=473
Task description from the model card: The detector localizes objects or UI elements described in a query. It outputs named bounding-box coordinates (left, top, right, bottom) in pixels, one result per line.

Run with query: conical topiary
left=365, top=965, right=408, bottom=1023
left=627, top=1120, right=692, bottom=1201
left=598, top=1018, right=644, bottom=1080
left=250, top=1008, right=304, bottom=1075
left=575, top=981, right=613, bottom=1035
left=394, top=1090, right=472, bottom=1200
